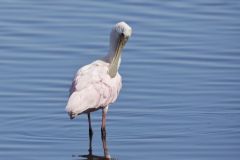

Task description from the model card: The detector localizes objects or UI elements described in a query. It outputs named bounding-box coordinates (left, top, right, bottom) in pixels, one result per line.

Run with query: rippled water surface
left=1, top=0, right=240, bottom=159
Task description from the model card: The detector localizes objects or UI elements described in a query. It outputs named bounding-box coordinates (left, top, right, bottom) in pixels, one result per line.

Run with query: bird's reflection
left=75, top=129, right=113, bottom=160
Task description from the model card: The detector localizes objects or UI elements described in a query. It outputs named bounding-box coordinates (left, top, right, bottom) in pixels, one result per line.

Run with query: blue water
left=1, top=0, right=240, bottom=159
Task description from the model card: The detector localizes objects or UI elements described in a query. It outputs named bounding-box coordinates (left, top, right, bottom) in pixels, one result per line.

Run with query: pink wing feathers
left=66, top=60, right=122, bottom=118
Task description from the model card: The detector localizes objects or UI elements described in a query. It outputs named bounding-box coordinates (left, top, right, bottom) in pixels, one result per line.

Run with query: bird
left=65, top=21, right=132, bottom=146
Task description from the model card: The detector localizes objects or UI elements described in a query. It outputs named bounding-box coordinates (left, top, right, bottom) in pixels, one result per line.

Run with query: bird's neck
left=105, top=30, right=126, bottom=78
left=105, top=49, right=121, bottom=64
left=105, top=47, right=122, bottom=78
left=105, top=49, right=122, bottom=73
left=105, top=31, right=118, bottom=62
left=104, top=33, right=122, bottom=74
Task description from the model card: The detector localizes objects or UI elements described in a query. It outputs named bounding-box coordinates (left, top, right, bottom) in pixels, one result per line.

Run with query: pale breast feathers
left=66, top=60, right=122, bottom=114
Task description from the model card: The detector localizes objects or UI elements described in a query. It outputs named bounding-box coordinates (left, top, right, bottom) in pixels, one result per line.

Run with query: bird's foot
left=88, top=148, right=92, bottom=155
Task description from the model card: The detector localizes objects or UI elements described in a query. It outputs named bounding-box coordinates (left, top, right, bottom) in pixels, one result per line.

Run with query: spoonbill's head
left=114, top=21, right=132, bottom=39
left=110, top=22, right=132, bottom=49
left=108, top=22, right=132, bottom=78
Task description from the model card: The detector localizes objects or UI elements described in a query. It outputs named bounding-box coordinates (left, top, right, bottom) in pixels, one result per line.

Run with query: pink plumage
left=66, top=22, right=132, bottom=119
left=66, top=60, right=122, bottom=118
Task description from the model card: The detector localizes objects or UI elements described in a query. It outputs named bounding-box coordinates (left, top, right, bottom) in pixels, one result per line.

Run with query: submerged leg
left=101, top=106, right=110, bottom=158
left=87, top=113, right=93, bottom=154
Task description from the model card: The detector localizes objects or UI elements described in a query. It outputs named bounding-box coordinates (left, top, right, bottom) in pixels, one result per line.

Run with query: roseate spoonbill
left=65, top=21, right=132, bottom=145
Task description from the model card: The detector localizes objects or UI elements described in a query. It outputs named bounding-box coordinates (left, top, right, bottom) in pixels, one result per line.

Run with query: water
left=0, top=0, right=240, bottom=159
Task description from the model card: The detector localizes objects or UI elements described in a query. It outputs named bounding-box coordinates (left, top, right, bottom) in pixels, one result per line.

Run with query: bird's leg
left=87, top=113, right=93, bottom=154
left=101, top=106, right=108, bottom=139
left=101, top=106, right=110, bottom=158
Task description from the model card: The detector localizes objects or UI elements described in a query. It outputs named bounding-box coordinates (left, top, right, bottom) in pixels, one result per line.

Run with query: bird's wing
left=66, top=60, right=122, bottom=116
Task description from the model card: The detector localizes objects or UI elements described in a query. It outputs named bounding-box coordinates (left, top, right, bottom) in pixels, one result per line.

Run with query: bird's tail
left=65, top=89, right=98, bottom=119
left=65, top=91, right=83, bottom=119
left=67, top=111, right=75, bottom=119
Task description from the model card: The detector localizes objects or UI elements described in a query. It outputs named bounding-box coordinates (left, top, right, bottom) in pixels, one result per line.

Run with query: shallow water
left=1, top=0, right=240, bottom=159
